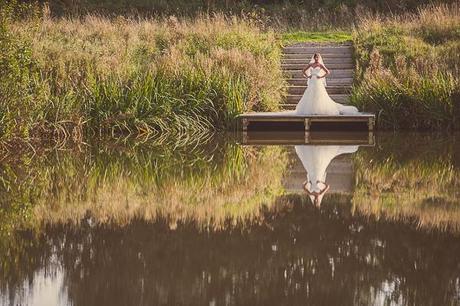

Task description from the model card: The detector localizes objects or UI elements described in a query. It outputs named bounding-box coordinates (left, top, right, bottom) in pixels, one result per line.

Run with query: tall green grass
left=281, top=31, right=352, bottom=45
left=0, top=6, right=284, bottom=148
left=351, top=4, right=460, bottom=130
left=46, top=0, right=456, bottom=31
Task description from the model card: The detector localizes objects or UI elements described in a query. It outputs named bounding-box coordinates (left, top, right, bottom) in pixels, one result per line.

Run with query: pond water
left=0, top=132, right=459, bottom=306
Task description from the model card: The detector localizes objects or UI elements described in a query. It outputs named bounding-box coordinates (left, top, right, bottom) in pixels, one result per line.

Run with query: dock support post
left=242, top=131, right=248, bottom=144
left=368, top=117, right=375, bottom=131
left=304, top=118, right=310, bottom=131
left=242, top=118, right=249, bottom=131
left=368, top=132, right=374, bottom=145
left=304, top=131, right=310, bottom=144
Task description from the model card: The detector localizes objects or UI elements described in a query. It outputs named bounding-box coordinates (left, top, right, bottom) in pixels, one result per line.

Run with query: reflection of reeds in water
left=7, top=142, right=287, bottom=232
left=351, top=134, right=460, bottom=232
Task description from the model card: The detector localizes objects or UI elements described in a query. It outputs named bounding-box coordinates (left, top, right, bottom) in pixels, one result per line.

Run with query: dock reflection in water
left=1, top=132, right=460, bottom=306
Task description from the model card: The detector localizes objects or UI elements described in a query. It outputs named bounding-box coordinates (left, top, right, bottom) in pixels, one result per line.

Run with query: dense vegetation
left=45, top=0, right=457, bottom=30
left=0, top=1, right=283, bottom=148
left=352, top=4, right=460, bottom=129
left=1, top=0, right=460, bottom=150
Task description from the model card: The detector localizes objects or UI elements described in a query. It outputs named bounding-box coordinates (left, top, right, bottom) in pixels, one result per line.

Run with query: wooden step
left=283, top=46, right=353, bottom=54
left=283, top=53, right=353, bottom=60
left=288, top=85, right=351, bottom=95
left=282, top=58, right=353, bottom=65
left=287, top=78, right=353, bottom=86
left=282, top=62, right=353, bottom=70
left=285, top=69, right=354, bottom=79
left=286, top=94, right=350, bottom=104
left=280, top=103, right=298, bottom=110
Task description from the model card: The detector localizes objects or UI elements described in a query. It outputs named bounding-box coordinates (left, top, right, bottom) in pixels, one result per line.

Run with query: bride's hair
left=302, top=180, right=329, bottom=207
left=306, top=53, right=327, bottom=86
left=309, top=53, right=323, bottom=64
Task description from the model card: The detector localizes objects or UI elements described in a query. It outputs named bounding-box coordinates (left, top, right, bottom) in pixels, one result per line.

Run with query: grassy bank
left=0, top=4, right=284, bottom=148
left=351, top=4, right=460, bottom=130
left=45, top=0, right=455, bottom=31
left=2, top=1, right=460, bottom=147
left=281, top=31, right=352, bottom=44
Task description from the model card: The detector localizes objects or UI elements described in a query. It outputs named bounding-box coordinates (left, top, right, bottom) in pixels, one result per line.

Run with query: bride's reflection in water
left=295, top=144, right=358, bottom=207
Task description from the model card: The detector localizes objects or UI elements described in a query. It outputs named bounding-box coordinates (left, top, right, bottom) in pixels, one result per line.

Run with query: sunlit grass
left=0, top=6, right=284, bottom=147
left=281, top=31, right=352, bottom=45
left=351, top=3, right=460, bottom=130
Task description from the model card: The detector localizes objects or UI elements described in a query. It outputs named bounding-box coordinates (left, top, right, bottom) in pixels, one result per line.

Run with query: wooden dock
left=237, top=131, right=375, bottom=146
left=235, top=42, right=375, bottom=132
left=238, top=112, right=375, bottom=132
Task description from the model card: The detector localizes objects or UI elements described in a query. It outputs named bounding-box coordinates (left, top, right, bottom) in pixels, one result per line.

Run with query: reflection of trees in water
left=2, top=198, right=460, bottom=306
left=353, top=133, right=460, bottom=232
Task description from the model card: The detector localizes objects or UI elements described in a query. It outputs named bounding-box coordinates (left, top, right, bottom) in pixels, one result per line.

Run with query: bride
left=295, top=53, right=359, bottom=115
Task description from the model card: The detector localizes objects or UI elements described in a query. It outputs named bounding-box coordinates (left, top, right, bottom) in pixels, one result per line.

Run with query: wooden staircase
left=281, top=43, right=354, bottom=110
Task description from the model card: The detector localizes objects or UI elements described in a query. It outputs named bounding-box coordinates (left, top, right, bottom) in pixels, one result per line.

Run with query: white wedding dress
left=295, top=67, right=359, bottom=115
left=295, top=145, right=358, bottom=205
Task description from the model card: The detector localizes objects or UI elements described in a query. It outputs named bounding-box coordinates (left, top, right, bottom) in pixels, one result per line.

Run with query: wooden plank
left=283, top=53, right=352, bottom=59
left=282, top=58, right=353, bottom=65
left=280, top=104, right=297, bottom=110
left=238, top=113, right=375, bottom=132
left=282, top=63, right=353, bottom=70
left=239, top=112, right=373, bottom=120
left=287, top=78, right=353, bottom=86
left=286, top=94, right=350, bottom=104
left=288, top=85, right=351, bottom=95
left=238, top=131, right=375, bottom=146
left=285, top=69, right=354, bottom=78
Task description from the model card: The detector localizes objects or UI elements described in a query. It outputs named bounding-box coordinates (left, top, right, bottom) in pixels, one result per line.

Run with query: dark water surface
left=1, top=133, right=459, bottom=306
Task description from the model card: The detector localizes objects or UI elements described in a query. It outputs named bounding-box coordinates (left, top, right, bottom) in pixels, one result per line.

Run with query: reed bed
left=351, top=3, right=460, bottom=130
left=0, top=4, right=284, bottom=147
left=46, top=0, right=454, bottom=31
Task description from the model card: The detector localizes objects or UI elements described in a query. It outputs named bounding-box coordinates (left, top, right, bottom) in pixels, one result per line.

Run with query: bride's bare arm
left=318, top=64, right=330, bottom=78
left=302, top=64, right=312, bottom=78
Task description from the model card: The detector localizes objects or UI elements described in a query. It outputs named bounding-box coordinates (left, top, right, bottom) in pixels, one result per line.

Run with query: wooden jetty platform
left=238, top=112, right=375, bottom=132
left=236, top=42, right=375, bottom=132
left=237, top=131, right=375, bottom=146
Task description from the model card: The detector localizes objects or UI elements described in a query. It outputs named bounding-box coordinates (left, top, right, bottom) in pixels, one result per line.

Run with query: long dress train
left=295, top=67, right=359, bottom=115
